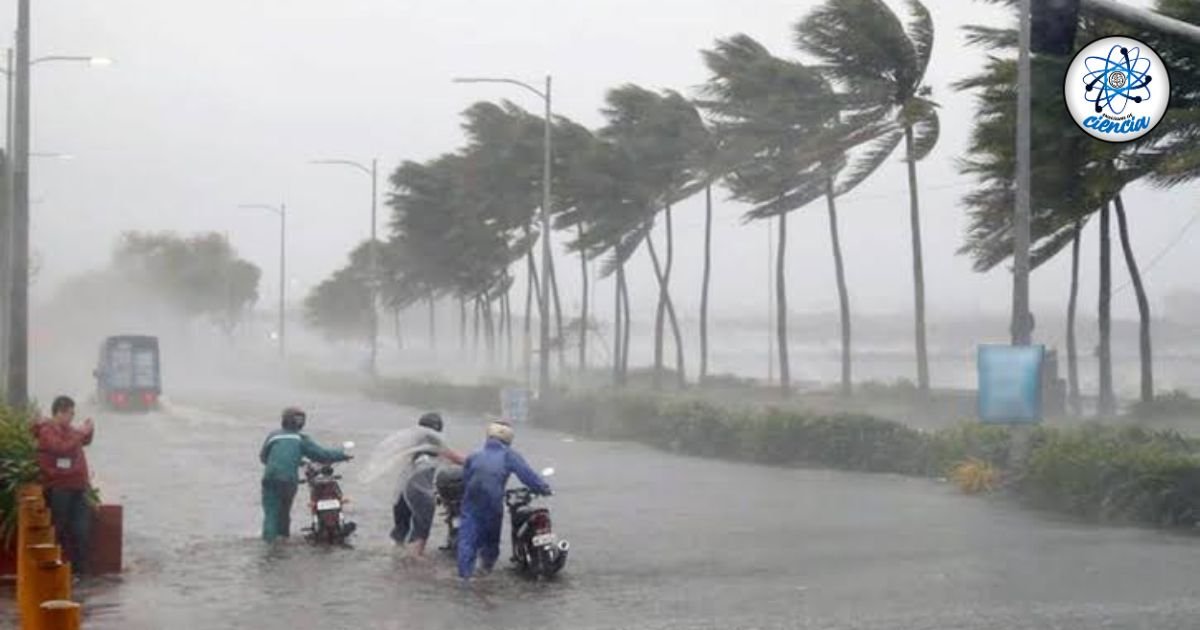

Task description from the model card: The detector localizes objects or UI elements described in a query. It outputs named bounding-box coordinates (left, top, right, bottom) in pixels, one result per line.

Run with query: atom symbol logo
left=1083, top=45, right=1153, bottom=115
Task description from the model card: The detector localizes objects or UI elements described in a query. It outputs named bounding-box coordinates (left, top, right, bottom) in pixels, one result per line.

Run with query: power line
left=1114, top=204, right=1200, bottom=297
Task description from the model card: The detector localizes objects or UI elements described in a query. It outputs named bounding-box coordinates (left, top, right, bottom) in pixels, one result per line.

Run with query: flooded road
left=8, top=382, right=1200, bottom=629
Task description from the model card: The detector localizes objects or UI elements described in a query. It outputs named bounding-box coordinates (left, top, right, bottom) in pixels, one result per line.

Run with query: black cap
left=418, top=412, right=444, bottom=432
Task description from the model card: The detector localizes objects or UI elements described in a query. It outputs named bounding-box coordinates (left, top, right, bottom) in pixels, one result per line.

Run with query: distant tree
left=304, top=241, right=375, bottom=342
left=113, top=231, right=260, bottom=336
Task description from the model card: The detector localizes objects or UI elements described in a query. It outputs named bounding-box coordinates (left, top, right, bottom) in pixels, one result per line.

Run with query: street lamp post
left=1012, top=0, right=1033, bottom=347
left=8, top=0, right=32, bottom=406
left=240, top=203, right=287, bottom=359
left=1, top=5, right=111, bottom=403
left=310, top=158, right=379, bottom=378
left=452, top=75, right=553, bottom=396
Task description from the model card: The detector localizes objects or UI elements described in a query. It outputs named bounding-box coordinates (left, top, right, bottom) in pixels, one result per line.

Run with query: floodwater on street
left=6, top=382, right=1200, bottom=629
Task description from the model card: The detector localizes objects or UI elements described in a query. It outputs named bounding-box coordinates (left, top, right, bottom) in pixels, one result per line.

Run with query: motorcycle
left=434, top=464, right=464, bottom=554
left=301, top=441, right=358, bottom=546
left=506, top=467, right=569, bottom=580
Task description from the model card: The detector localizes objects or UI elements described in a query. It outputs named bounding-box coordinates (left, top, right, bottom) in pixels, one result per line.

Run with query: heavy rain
left=3, top=0, right=1200, bottom=628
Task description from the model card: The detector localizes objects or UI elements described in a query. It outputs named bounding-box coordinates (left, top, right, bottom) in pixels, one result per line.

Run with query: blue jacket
left=461, top=437, right=550, bottom=515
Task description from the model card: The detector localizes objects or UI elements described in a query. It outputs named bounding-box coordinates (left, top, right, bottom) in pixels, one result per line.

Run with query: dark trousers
left=261, top=479, right=299, bottom=541
left=391, top=488, right=435, bottom=544
left=47, top=488, right=91, bottom=576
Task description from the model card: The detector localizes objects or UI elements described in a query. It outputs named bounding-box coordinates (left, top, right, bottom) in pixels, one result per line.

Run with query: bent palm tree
left=797, top=0, right=940, bottom=394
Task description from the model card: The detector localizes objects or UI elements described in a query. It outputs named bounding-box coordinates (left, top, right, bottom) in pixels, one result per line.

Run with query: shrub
left=952, top=458, right=1000, bottom=494
left=365, top=378, right=501, bottom=416
left=925, top=422, right=1012, bottom=476
left=1127, top=389, right=1200, bottom=420
left=0, top=404, right=39, bottom=548
left=1018, top=425, right=1200, bottom=525
left=369, top=378, right=1200, bottom=530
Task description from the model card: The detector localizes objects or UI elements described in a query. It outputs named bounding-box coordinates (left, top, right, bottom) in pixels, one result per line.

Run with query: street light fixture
left=239, top=203, right=287, bottom=359
left=309, top=158, right=379, bottom=378
left=4, top=10, right=112, bottom=402
left=452, top=74, right=554, bottom=395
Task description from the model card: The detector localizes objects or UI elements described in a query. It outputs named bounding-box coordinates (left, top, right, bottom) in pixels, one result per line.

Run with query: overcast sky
left=15, top=0, right=1196, bottom=327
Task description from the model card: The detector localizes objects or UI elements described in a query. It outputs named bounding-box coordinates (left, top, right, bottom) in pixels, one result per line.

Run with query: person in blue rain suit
left=457, top=420, right=551, bottom=581
left=259, top=407, right=351, bottom=542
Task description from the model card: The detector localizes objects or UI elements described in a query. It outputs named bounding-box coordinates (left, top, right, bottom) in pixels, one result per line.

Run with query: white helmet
left=486, top=420, right=515, bottom=444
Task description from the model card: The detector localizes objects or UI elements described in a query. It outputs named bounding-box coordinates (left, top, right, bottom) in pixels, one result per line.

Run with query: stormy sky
left=15, top=0, right=1195, bottom=327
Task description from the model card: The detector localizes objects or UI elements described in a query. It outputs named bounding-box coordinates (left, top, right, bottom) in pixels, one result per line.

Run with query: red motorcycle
left=301, top=441, right=357, bottom=546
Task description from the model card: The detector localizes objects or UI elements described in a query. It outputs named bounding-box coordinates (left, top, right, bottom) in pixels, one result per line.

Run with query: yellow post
left=37, top=601, right=81, bottom=630
left=17, top=502, right=53, bottom=615
left=21, top=544, right=69, bottom=629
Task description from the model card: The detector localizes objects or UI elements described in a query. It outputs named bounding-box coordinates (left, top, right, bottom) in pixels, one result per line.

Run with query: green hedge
left=364, top=377, right=505, bottom=416
left=359, top=378, right=1200, bottom=529
left=1019, top=425, right=1200, bottom=525
left=533, top=392, right=1002, bottom=476
left=532, top=391, right=1200, bottom=528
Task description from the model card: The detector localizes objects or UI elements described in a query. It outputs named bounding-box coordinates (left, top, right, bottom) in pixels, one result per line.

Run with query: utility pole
left=0, top=48, right=12, bottom=385
left=7, top=0, right=31, bottom=406
left=1012, top=0, right=1033, bottom=347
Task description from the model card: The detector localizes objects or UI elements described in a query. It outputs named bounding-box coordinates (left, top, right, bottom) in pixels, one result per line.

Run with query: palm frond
left=834, top=128, right=904, bottom=196
left=906, top=0, right=935, bottom=83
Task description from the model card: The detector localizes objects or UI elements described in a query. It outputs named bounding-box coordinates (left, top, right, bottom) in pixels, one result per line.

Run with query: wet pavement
left=7, top=381, right=1200, bottom=629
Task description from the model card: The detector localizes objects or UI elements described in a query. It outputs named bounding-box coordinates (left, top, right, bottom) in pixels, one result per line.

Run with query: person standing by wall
left=33, top=395, right=94, bottom=578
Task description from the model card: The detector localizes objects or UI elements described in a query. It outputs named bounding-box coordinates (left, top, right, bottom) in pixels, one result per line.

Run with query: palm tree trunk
left=776, top=209, right=791, bottom=395
left=620, top=264, right=632, bottom=383
left=700, top=185, right=713, bottom=386
left=427, top=295, right=436, bottom=351
left=904, top=125, right=930, bottom=394
left=613, top=267, right=624, bottom=386
left=1098, top=202, right=1115, bottom=417
left=654, top=214, right=670, bottom=386
left=526, top=245, right=541, bottom=386
left=667, top=292, right=686, bottom=388
left=577, top=224, right=589, bottom=374
left=1066, top=220, right=1082, bottom=416
left=825, top=179, right=851, bottom=397
left=1114, top=193, right=1153, bottom=404
left=504, top=282, right=514, bottom=374
left=645, top=224, right=686, bottom=387
left=459, top=297, right=466, bottom=357
left=486, top=292, right=498, bottom=367
left=472, top=297, right=481, bottom=363
left=393, top=307, right=403, bottom=350
left=547, top=246, right=566, bottom=373
left=664, top=206, right=685, bottom=387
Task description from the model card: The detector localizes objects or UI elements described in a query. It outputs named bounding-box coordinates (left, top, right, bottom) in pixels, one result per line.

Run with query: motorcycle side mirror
left=343, top=441, right=356, bottom=450
left=541, top=467, right=555, bottom=477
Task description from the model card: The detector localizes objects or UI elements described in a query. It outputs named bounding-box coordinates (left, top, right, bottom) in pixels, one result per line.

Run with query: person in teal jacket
left=259, top=407, right=351, bottom=541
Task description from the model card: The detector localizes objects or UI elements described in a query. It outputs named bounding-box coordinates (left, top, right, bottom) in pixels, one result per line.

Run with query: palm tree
left=595, top=85, right=706, bottom=389
left=551, top=115, right=605, bottom=374
left=1066, top=219, right=1084, bottom=416
left=305, top=241, right=376, bottom=343
left=1098, top=201, right=1114, bottom=416
left=560, top=134, right=649, bottom=386
left=699, top=35, right=841, bottom=395
left=796, top=0, right=940, bottom=394
left=700, top=34, right=898, bottom=395
left=386, top=150, right=530, bottom=374
left=956, top=11, right=1177, bottom=412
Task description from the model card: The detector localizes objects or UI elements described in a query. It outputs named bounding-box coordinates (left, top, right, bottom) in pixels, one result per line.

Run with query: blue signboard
left=977, top=344, right=1045, bottom=424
